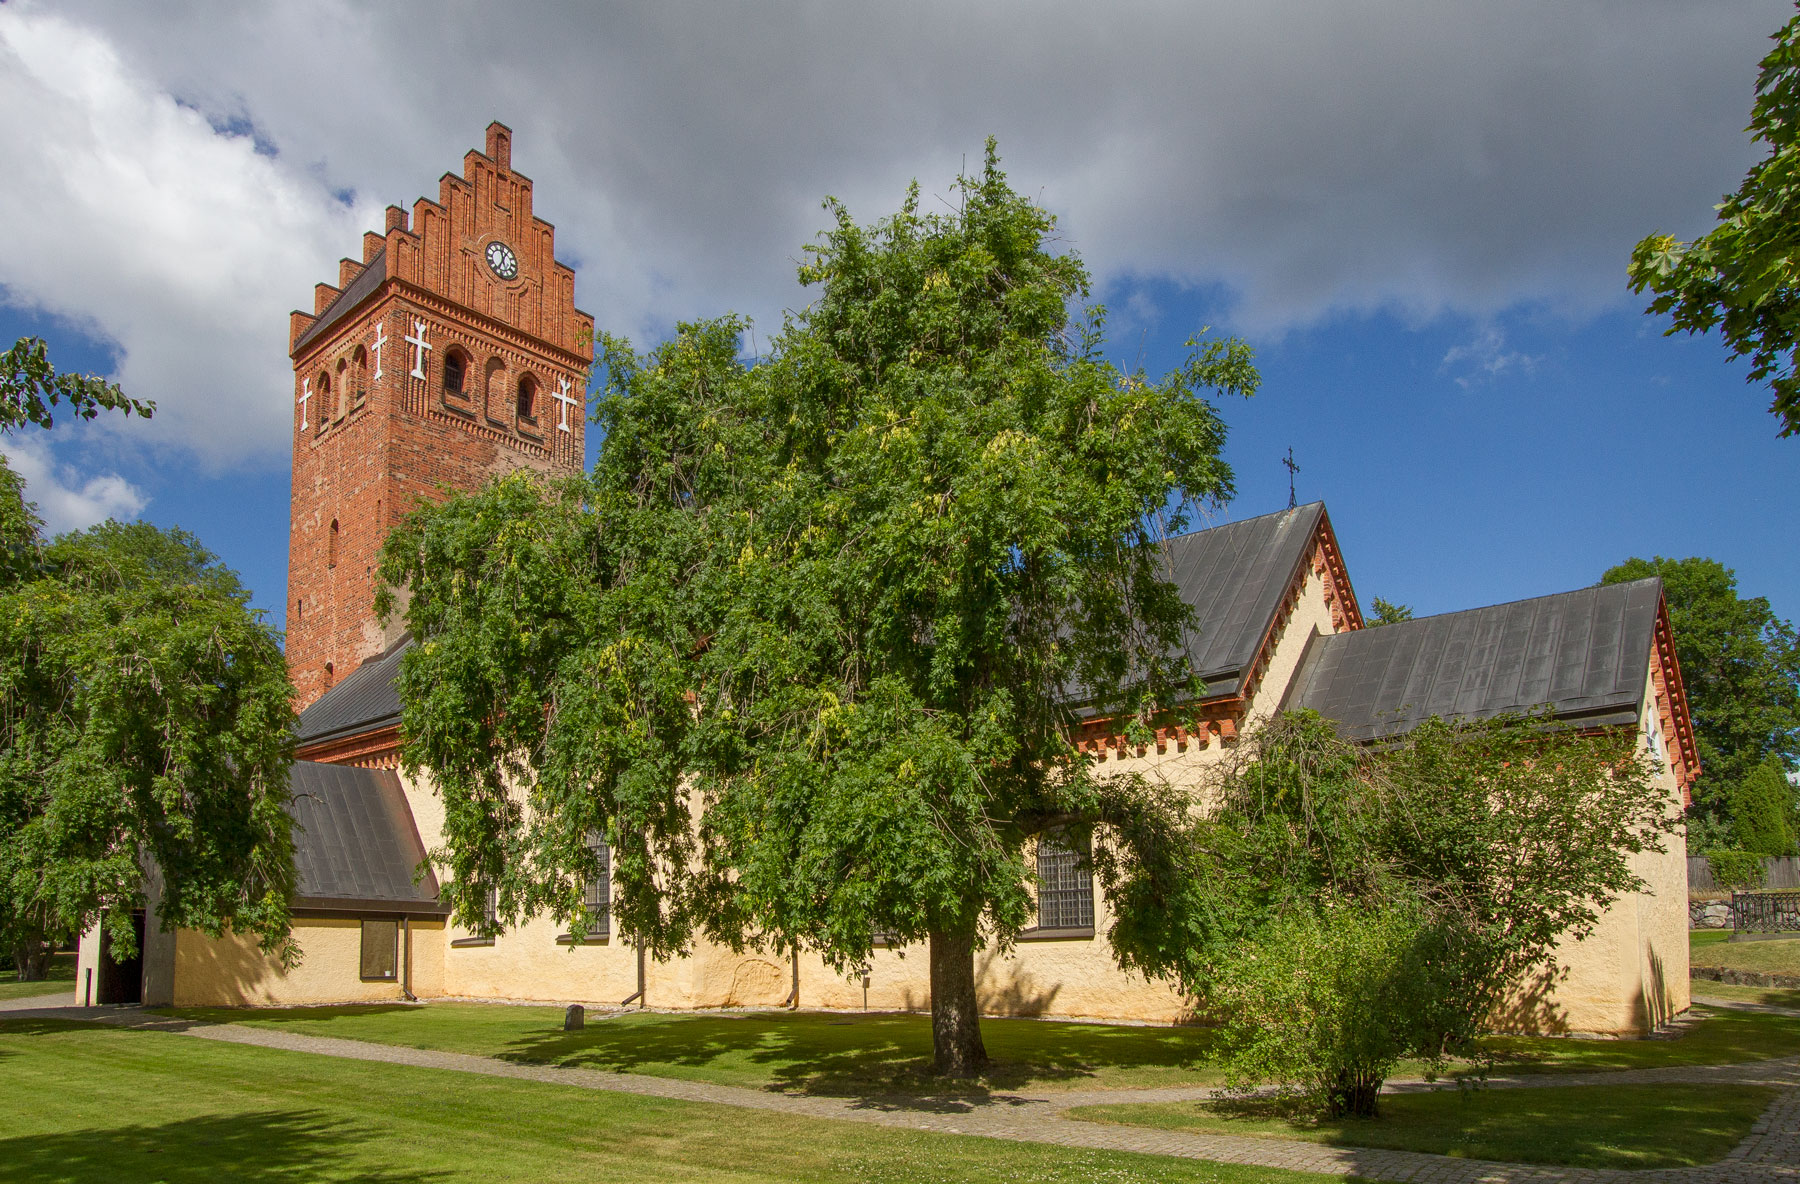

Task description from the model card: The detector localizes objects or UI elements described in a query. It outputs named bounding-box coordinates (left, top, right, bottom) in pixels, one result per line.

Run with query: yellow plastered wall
left=1506, top=659, right=1691, bottom=1035
left=171, top=918, right=446, bottom=1007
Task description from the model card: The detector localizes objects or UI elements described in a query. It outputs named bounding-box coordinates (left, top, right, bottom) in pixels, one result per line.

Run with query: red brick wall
left=286, top=123, right=592, bottom=710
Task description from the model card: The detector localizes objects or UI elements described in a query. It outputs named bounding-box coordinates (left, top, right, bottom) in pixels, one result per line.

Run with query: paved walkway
left=5, top=1001, right=1799, bottom=1183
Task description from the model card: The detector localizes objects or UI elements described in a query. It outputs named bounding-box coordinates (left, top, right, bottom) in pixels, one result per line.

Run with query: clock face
left=485, top=241, right=518, bottom=281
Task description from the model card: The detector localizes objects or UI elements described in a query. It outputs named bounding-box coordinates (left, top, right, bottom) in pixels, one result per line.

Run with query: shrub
left=1210, top=897, right=1480, bottom=1118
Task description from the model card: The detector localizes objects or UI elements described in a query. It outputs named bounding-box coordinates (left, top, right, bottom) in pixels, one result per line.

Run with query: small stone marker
left=564, top=1004, right=585, bottom=1031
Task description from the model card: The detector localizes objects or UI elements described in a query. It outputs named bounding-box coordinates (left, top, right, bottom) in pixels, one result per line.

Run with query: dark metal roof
left=1282, top=577, right=1663, bottom=742
left=1167, top=502, right=1327, bottom=694
left=295, top=637, right=410, bottom=745
left=294, top=250, right=387, bottom=356
left=288, top=760, right=444, bottom=912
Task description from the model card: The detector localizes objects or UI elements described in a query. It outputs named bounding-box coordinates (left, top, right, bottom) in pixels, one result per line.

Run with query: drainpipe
left=621, top=940, right=646, bottom=1008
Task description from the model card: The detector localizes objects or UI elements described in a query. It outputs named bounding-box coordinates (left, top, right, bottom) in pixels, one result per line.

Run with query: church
left=77, top=125, right=1698, bottom=1035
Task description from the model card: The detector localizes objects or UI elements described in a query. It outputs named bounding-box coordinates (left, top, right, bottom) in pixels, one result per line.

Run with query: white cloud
left=0, top=5, right=374, bottom=471
left=1, top=434, right=147, bottom=535
left=1441, top=325, right=1543, bottom=389
left=0, top=0, right=1787, bottom=481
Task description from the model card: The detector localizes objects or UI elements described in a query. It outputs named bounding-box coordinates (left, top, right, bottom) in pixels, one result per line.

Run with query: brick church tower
left=286, top=123, right=592, bottom=710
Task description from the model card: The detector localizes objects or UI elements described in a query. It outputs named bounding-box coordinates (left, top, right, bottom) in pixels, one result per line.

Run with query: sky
left=0, top=0, right=1795, bottom=637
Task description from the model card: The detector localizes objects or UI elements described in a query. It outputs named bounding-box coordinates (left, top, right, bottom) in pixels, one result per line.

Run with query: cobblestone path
left=8, top=1002, right=1798, bottom=1183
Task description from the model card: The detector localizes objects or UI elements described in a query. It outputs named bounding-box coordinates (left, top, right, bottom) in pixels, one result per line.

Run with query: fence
left=1732, top=890, right=1800, bottom=934
left=1688, top=855, right=1800, bottom=895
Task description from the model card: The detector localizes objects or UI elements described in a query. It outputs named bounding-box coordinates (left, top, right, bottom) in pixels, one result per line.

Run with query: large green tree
left=1629, top=4, right=1800, bottom=436
left=379, top=144, right=1254, bottom=1075
left=1602, top=556, right=1800, bottom=848
left=0, top=341, right=292, bottom=981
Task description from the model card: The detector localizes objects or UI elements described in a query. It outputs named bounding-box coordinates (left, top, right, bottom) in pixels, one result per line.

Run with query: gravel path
left=7, top=1002, right=1799, bottom=1183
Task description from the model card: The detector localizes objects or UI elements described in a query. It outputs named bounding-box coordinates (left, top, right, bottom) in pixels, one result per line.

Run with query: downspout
left=621, top=939, right=646, bottom=1008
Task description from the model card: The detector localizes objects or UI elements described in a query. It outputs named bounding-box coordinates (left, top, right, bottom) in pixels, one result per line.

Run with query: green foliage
left=1602, top=556, right=1800, bottom=842
left=1367, top=597, right=1413, bottom=626
left=1628, top=6, right=1800, bottom=435
left=0, top=336, right=153, bottom=432
left=380, top=142, right=1253, bottom=1074
left=0, top=480, right=296, bottom=966
left=1207, top=898, right=1474, bottom=1118
left=1729, top=757, right=1797, bottom=855
left=1705, top=848, right=1769, bottom=890
left=1101, top=710, right=1674, bottom=1117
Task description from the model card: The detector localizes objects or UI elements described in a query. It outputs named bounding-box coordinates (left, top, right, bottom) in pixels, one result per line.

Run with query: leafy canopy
left=1, top=336, right=153, bottom=433
left=0, top=341, right=292, bottom=970
left=1603, top=556, right=1799, bottom=848
left=379, top=143, right=1254, bottom=1072
left=1099, top=710, right=1675, bottom=1117
left=1629, top=5, right=1800, bottom=435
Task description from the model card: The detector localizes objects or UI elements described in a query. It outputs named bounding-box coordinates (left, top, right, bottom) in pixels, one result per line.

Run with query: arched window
left=295, top=597, right=303, bottom=622
left=351, top=345, right=369, bottom=409
left=334, top=359, right=349, bottom=419
left=516, top=374, right=537, bottom=422
left=443, top=349, right=467, bottom=397
left=328, top=518, right=339, bottom=569
left=483, top=357, right=505, bottom=421
left=316, top=372, right=331, bottom=432
left=324, top=660, right=335, bottom=689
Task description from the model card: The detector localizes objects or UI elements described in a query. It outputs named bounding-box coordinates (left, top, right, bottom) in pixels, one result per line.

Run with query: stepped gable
left=284, top=122, right=592, bottom=712
left=1283, top=576, right=1699, bottom=788
left=288, top=760, right=445, bottom=915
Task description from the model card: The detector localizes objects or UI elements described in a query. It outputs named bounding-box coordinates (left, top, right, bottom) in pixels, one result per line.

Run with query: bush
left=1728, top=758, right=1797, bottom=856
left=1706, top=849, right=1768, bottom=891
left=1210, top=898, right=1482, bottom=1118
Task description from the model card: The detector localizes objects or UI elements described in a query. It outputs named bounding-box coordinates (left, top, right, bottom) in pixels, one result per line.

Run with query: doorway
left=96, top=911, right=146, bottom=1005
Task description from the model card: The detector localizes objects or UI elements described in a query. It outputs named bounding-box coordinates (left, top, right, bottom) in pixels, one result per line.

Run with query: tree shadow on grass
left=0, top=1109, right=449, bottom=1184
left=495, top=1011, right=1220, bottom=1110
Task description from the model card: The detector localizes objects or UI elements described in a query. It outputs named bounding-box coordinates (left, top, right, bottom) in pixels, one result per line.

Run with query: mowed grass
left=1691, top=981, right=1800, bottom=1010
left=0, top=952, right=74, bottom=1002
left=1691, top=929, right=1800, bottom=977
left=1067, top=1083, right=1777, bottom=1170
left=159, top=999, right=1800, bottom=1095
left=160, top=1004, right=1226, bottom=1095
left=0, top=1019, right=1345, bottom=1184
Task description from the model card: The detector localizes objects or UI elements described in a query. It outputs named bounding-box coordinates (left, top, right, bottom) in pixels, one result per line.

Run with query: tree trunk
left=1323, top=1069, right=1383, bottom=1119
left=11, top=940, right=47, bottom=982
left=928, top=930, right=987, bottom=1077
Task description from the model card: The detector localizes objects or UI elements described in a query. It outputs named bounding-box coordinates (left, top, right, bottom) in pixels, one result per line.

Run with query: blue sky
left=2, top=2, right=1796, bottom=638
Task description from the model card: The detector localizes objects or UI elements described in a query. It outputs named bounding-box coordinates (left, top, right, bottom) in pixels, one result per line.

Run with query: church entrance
left=96, top=911, right=146, bottom=1005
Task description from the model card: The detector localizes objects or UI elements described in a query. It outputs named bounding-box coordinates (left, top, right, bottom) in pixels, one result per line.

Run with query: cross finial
left=405, top=319, right=432, bottom=380
left=297, top=377, right=312, bottom=431
left=371, top=321, right=387, bottom=380
left=1282, top=447, right=1300, bottom=509
left=552, top=376, right=580, bottom=433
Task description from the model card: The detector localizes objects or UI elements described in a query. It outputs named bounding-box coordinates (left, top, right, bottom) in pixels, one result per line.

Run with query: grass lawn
left=0, top=952, right=75, bottom=1002
left=1066, top=1083, right=1777, bottom=1170
left=159, top=1004, right=1227, bottom=1095
left=1690, top=980, right=1800, bottom=1009
left=1691, top=929, right=1800, bottom=977
left=1481, top=1005, right=1800, bottom=1073
left=0, top=1019, right=1344, bottom=1184
left=159, top=999, right=1800, bottom=1095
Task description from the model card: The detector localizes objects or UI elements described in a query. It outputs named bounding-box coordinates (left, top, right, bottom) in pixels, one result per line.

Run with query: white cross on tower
left=371, top=321, right=387, bottom=380
left=552, top=376, right=580, bottom=433
left=296, top=377, right=312, bottom=431
left=405, top=319, right=432, bottom=380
